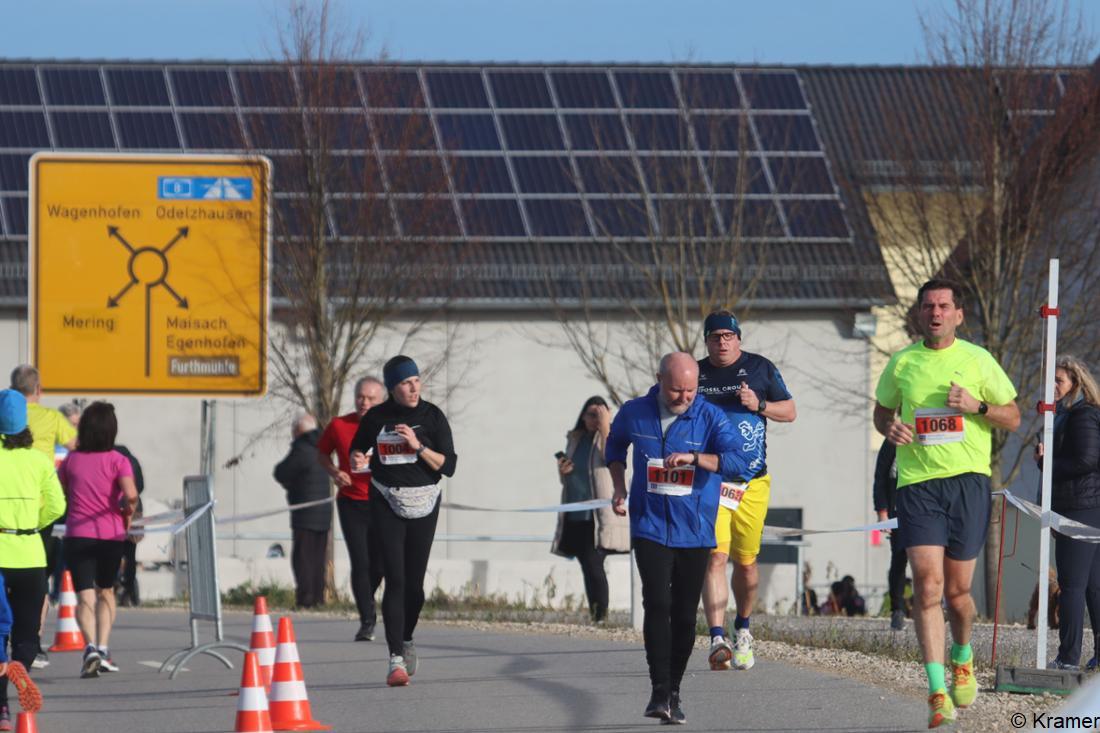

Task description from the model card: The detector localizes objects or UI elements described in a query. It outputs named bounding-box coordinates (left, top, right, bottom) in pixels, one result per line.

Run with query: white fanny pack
left=372, top=478, right=441, bottom=519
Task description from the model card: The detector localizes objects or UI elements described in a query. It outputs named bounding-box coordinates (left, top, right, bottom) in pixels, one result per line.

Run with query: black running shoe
left=644, top=687, right=671, bottom=721
left=354, top=621, right=375, bottom=642
left=81, top=645, right=102, bottom=678
left=664, top=692, right=685, bottom=725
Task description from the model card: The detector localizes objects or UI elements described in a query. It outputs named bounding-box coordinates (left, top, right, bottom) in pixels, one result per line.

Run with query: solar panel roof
left=0, top=61, right=895, bottom=307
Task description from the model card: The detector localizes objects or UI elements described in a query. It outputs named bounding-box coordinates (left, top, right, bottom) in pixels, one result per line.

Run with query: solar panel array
left=0, top=62, right=879, bottom=303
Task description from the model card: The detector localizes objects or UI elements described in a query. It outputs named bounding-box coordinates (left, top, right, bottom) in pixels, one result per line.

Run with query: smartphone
left=554, top=451, right=567, bottom=460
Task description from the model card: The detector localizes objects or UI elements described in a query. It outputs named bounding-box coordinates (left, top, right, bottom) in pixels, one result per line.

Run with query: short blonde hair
left=1056, top=355, right=1100, bottom=407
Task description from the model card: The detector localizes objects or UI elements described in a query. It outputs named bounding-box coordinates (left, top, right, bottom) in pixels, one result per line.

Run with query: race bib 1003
left=377, top=430, right=417, bottom=465
left=718, top=481, right=748, bottom=510
left=914, top=408, right=965, bottom=446
left=646, top=458, right=694, bottom=496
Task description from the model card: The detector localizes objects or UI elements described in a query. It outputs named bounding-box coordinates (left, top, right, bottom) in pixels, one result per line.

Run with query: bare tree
left=849, top=0, right=1100, bottom=615
left=242, top=0, right=465, bottom=600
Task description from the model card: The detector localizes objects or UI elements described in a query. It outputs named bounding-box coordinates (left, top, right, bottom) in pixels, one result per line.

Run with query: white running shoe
left=708, top=636, right=733, bottom=671
left=733, top=628, right=755, bottom=670
left=386, top=654, right=410, bottom=687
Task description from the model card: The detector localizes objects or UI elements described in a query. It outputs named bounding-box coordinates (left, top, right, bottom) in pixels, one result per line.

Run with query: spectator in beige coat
left=552, top=396, right=630, bottom=622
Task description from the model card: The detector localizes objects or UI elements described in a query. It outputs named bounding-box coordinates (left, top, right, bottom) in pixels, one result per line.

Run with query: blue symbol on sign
left=158, top=177, right=253, bottom=201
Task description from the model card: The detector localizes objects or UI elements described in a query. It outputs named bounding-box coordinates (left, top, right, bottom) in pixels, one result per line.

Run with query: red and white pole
left=1035, top=259, right=1060, bottom=668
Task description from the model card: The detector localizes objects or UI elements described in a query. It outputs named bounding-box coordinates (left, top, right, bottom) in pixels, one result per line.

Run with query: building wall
left=1, top=307, right=884, bottom=613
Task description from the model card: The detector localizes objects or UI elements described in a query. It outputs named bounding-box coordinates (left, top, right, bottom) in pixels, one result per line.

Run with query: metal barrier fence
left=159, top=475, right=248, bottom=679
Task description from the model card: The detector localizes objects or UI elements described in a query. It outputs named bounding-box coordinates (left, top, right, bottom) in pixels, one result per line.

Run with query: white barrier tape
left=441, top=498, right=610, bottom=513
left=52, top=500, right=215, bottom=538
left=214, top=495, right=336, bottom=526
left=131, top=509, right=184, bottom=528
left=1000, top=490, right=1100, bottom=542
left=763, top=518, right=897, bottom=538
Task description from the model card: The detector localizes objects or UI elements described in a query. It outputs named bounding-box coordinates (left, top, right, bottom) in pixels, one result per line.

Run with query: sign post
left=29, top=152, right=270, bottom=396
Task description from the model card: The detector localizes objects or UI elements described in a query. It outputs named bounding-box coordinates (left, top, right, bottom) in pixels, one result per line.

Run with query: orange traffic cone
left=15, top=712, right=38, bottom=733
left=235, top=651, right=274, bottom=733
left=249, top=596, right=276, bottom=689
left=269, top=617, right=330, bottom=731
left=48, top=570, right=85, bottom=652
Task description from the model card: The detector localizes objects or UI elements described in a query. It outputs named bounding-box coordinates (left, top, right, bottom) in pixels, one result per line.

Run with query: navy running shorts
left=895, top=472, right=992, bottom=561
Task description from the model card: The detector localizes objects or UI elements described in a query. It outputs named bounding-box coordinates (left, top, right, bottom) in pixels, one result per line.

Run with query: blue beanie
left=704, top=312, right=741, bottom=338
left=0, top=389, right=27, bottom=434
left=383, top=355, right=419, bottom=391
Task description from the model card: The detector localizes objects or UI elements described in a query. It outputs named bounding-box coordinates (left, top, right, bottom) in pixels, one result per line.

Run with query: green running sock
left=925, top=662, right=946, bottom=694
left=950, top=643, right=972, bottom=665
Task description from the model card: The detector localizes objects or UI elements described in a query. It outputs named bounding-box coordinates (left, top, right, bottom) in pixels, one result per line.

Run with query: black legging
left=337, top=496, right=385, bottom=626
left=0, top=567, right=46, bottom=706
left=562, top=520, right=609, bottom=620
left=372, top=494, right=440, bottom=656
left=887, top=531, right=908, bottom=613
left=632, top=538, right=709, bottom=692
left=1054, top=506, right=1100, bottom=666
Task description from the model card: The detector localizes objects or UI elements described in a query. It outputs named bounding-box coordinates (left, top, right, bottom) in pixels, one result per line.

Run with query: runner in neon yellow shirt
left=874, top=280, right=1020, bottom=729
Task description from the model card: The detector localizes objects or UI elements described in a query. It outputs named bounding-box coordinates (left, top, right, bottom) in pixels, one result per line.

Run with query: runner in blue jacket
left=606, top=352, right=760, bottom=724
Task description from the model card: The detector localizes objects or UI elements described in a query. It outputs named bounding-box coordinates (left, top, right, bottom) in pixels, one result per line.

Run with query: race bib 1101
left=718, top=481, right=748, bottom=510
left=377, top=430, right=417, bottom=465
left=914, top=408, right=965, bottom=446
left=646, top=458, right=694, bottom=496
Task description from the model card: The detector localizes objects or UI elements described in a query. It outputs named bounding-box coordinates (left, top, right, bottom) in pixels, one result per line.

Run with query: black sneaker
left=890, top=609, right=906, bottom=631
left=81, top=646, right=102, bottom=678
left=664, top=691, right=685, bottom=725
left=354, top=621, right=375, bottom=642
left=644, top=687, right=671, bottom=721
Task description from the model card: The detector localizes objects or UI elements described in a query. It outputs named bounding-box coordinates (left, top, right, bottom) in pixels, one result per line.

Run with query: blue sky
left=2, top=0, right=1097, bottom=65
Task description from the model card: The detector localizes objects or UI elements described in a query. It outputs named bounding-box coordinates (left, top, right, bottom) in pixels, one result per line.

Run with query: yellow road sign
left=30, top=153, right=270, bottom=396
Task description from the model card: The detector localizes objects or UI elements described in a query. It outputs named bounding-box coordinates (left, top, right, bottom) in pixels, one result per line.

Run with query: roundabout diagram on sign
left=106, top=224, right=191, bottom=376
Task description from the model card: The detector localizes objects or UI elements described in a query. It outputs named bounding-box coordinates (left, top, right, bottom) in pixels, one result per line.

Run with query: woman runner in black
left=350, top=356, right=457, bottom=686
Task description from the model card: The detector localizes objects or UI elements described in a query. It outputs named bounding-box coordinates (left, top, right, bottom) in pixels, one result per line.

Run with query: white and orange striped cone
left=234, top=651, right=274, bottom=733
left=269, top=617, right=330, bottom=731
left=249, top=596, right=276, bottom=690
left=15, top=711, right=39, bottom=733
left=48, top=570, right=85, bottom=652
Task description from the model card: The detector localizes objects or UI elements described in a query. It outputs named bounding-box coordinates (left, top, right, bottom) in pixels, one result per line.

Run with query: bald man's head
left=656, top=352, right=699, bottom=415
left=292, top=413, right=317, bottom=438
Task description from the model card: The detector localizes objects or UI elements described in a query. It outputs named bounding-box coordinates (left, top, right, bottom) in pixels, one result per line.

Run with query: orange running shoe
left=6, top=662, right=43, bottom=714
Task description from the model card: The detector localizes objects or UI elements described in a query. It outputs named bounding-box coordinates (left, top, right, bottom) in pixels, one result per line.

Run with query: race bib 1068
left=718, top=481, right=748, bottom=510
left=914, top=408, right=965, bottom=446
left=646, top=458, right=694, bottom=496
left=377, top=430, right=417, bottom=465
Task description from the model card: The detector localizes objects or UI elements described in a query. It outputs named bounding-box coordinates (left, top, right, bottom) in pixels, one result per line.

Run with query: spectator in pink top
left=58, top=402, right=138, bottom=679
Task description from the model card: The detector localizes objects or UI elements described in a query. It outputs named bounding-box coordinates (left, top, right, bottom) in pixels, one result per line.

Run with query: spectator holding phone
left=551, top=396, right=630, bottom=623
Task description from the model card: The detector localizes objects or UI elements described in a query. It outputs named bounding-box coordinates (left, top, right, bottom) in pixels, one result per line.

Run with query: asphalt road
left=27, top=608, right=927, bottom=732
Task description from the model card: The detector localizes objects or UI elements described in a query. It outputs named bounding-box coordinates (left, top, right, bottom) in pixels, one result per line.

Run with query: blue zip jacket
left=605, top=385, right=761, bottom=548
left=0, top=571, right=11, bottom=663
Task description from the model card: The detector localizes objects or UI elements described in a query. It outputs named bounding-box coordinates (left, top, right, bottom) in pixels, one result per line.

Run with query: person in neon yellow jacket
left=0, top=388, right=65, bottom=729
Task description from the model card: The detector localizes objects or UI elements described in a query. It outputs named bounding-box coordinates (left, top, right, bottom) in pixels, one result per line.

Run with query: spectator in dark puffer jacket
left=1039, top=355, right=1100, bottom=670
left=274, top=414, right=333, bottom=609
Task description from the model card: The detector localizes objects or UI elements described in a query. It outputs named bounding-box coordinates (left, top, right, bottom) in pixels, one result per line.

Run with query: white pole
left=1036, top=258, right=1059, bottom=668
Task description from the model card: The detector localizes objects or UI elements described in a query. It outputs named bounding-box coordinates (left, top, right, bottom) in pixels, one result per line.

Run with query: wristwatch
left=415, top=445, right=427, bottom=456
left=691, top=450, right=700, bottom=465
left=978, top=402, right=989, bottom=416
left=756, top=399, right=767, bottom=416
